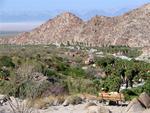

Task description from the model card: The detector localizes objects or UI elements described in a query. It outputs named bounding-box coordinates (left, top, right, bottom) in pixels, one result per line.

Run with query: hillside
left=0, top=4, right=150, bottom=47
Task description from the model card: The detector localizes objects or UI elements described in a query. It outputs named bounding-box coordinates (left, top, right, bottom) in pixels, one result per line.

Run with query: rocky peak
left=140, top=3, right=150, bottom=11
left=123, top=3, right=150, bottom=19
left=58, top=12, right=79, bottom=19
left=54, top=12, right=83, bottom=24
left=88, top=15, right=115, bottom=27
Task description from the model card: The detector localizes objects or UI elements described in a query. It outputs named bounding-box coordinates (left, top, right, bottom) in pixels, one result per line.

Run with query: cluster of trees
left=96, top=56, right=150, bottom=98
left=95, top=45, right=142, bottom=58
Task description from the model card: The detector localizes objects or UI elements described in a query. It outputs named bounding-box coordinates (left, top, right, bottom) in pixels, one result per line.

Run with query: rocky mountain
left=1, top=4, right=150, bottom=47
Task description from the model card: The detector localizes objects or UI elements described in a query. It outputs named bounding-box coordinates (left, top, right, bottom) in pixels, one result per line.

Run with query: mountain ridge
left=0, top=4, right=150, bottom=48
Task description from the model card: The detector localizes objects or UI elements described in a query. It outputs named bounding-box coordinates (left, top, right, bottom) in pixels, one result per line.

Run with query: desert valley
left=0, top=2, right=150, bottom=113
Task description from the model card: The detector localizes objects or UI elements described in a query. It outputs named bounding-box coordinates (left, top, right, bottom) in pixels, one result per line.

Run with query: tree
left=143, top=79, right=150, bottom=95
left=125, top=69, right=134, bottom=88
left=102, top=75, right=122, bottom=92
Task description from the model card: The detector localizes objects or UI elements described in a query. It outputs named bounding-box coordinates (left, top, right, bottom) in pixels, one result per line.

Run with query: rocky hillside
left=1, top=4, right=150, bottom=47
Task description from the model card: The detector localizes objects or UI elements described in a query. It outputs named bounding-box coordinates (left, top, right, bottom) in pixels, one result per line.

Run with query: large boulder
left=85, top=103, right=111, bottom=113
left=125, top=98, right=145, bottom=113
left=138, top=92, right=150, bottom=108
left=142, top=109, right=150, bottom=113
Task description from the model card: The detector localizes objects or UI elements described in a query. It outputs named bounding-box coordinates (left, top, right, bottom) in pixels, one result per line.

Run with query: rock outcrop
left=124, top=92, right=150, bottom=113
left=85, top=102, right=111, bottom=113
left=138, top=92, right=150, bottom=108
left=125, top=98, right=145, bottom=113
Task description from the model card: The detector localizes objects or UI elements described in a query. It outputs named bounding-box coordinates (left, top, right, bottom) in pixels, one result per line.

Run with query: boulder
left=142, top=109, right=150, bottom=113
left=125, top=98, right=145, bottom=113
left=86, top=104, right=111, bottom=113
left=0, top=95, right=5, bottom=105
left=63, top=95, right=82, bottom=106
left=0, top=95, right=11, bottom=106
left=85, top=102, right=97, bottom=109
left=138, top=92, right=150, bottom=108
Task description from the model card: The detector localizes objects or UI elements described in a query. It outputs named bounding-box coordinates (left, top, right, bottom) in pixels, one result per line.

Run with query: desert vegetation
left=0, top=44, right=149, bottom=103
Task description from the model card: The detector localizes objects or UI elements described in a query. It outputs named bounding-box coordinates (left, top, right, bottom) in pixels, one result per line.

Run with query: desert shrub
left=143, top=79, right=150, bottom=95
left=44, top=68, right=57, bottom=76
left=85, top=68, right=98, bottom=79
left=101, top=75, right=122, bottom=92
left=0, top=76, right=34, bottom=99
left=12, top=80, right=51, bottom=99
left=96, top=57, right=115, bottom=68
left=126, top=49, right=142, bottom=58
left=74, top=57, right=82, bottom=64
left=0, top=69, right=51, bottom=100
left=121, top=86, right=144, bottom=101
left=0, top=80, right=14, bottom=95
left=0, top=69, right=10, bottom=78
left=66, top=77, right=98, bottom=95
left=42, top=84, right=69, bottom=97
left=121, top=89, right=138, bottom=101
left=0, top=56, right=15, bottom=67
left=92, top=79, right=101, bottom=91
left=28, top=81, right=51, bottom=99
left=56, top=62, right=69, bottom=72
left=66, top=67, right=86, bottom=78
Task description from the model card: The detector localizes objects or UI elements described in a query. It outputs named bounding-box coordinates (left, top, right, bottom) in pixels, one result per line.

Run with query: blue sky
left=1, top=0, right=150, bottom=12
left=0, top=0, right=150, bottom=31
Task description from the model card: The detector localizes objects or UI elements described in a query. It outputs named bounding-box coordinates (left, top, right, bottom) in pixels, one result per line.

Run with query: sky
left=0, top=0, right=150, bottom=31
left=0, top=0, right=150, bottom=12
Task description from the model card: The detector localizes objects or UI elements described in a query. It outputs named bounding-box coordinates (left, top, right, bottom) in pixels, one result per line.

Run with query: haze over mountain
left=0, top=9, right=130, bottom=32
left=1, top=0, right=150, bottom=32
left=0, top=4, right=150, bottom=48
left=0, top=9, right=132, bottom=23
left=0, top=8, right=145, bottom=32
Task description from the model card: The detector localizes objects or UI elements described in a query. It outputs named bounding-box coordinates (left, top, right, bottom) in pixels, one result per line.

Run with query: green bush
left=101, top=75, right=122, bottom=92
left=66, top=67, right=86, bottom=78
left=121, top=86, right=144, bottom=101
left=143, top=80, right=150, bottom=95
left=0, top=56, right=15, bottom=67
left=122, top=89, right=138, bottom=101
left=0, top=69, right=10, bottom=78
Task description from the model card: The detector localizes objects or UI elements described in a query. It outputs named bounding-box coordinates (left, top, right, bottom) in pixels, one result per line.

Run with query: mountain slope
left=1, top=4, right=150, bottom=47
